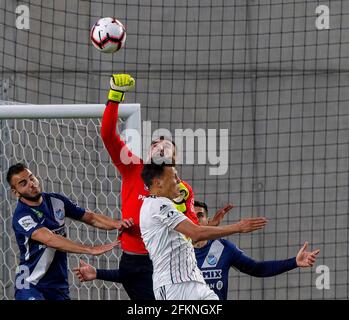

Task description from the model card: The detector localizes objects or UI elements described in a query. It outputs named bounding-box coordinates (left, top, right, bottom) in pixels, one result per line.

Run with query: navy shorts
left=15, top=286, right=70, bottom=300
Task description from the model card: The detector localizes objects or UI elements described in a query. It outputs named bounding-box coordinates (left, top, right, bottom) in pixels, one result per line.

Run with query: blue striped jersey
left=12, top=192, right=85, bottom=289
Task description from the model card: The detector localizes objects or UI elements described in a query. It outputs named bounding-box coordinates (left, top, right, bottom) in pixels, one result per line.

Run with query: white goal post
left=0, top=103, right=142, bottom=158
left=0, top=103, right=141, bottom=300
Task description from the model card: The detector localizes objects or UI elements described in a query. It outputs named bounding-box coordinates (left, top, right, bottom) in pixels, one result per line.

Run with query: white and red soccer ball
left=90, top=17, right=126, bottom=53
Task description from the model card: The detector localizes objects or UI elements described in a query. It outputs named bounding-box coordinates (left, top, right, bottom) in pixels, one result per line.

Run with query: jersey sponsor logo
left=54, top=208, right=64, bottom=220
left=138, top=194, right=147, bottom=201
left=51, top=197, right=65, bottom=225
left=201, top=269, right=222, bottom=280
left=201, top=240, right=224, bottom=268
left=208, top=281, right=223, bottom=292
left=30, top=208, right=43, bottom=219
left=160, top=204, right=168, bottom=211
left=159, top=203, right=175, bottom=217
left=216, top=280, right=223, bottom=290
left=206, top=254, right=217, bottom=266
left=18, top=216, right=37, bottom=231
left=167, top=210, right=176, bottom=218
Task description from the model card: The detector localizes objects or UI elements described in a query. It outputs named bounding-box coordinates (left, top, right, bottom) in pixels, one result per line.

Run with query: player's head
left=148, top=136, right=176, bottom=165
left=6, top=163, right=42, bottom=202
left=194, top=200, right=209, bottom=226
left=141, top=163, right=180, bottom=199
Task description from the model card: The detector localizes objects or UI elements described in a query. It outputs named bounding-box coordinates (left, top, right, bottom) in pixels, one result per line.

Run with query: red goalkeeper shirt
left=101, top=101, right=199, bottom=254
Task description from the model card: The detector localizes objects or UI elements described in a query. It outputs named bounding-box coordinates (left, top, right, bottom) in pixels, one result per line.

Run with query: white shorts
left=154, top=281, right=219, bottom=300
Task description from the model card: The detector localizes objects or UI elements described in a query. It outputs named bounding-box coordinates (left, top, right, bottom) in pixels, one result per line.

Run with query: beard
left=19, top=192, right=42, bottom=202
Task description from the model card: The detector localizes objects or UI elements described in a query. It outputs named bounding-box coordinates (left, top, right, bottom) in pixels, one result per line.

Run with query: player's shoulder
left=12, top=202, right=37, bottom=230
left=45, top=192, right=66, bottom=201
left=144, top=196, right=173, bottom=211
left=157, top=196, right=174, bottom=208
left=45, top=192, right=76, bottom=207
left=125, top=161, right=145, bottom=175
left=219, top=238, right=235, bottom=247
left=219, top=238, right=243, bottom=254
left=149, top=195, right=173, bottom=206
left=195, top=239, right=214, bottom=252
left=12, top=202, right=30, bottom=222
left=12, top=198, right=35, bottom=218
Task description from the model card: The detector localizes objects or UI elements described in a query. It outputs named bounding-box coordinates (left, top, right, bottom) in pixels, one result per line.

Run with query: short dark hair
left=194, top=200, right=208, bottom=213
left=141, top=163, right=167, bottom=188
left=6, top=163, right=28, bottom=186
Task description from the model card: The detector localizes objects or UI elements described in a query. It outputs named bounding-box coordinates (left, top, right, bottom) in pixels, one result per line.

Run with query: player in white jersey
left=141, top=195, right=213, bottom=299
left=140, top=164, right=268, bottom=300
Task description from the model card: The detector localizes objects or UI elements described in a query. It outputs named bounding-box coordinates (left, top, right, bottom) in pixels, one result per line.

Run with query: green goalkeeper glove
left=108, top=74, right=135, bottom=102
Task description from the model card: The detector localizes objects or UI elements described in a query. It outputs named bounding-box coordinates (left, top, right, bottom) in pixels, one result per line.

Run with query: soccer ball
left=90, top=17, right=126, bottom=53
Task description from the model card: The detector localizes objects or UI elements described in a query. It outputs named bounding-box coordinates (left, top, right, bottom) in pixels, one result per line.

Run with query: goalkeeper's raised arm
left=101, top=74, right=140, bottom=176
left=98, top=74, right=156, bottom=300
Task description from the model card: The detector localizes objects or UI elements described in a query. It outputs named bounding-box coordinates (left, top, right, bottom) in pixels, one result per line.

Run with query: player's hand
left=208, top=203, right=234, bottom=226
left=236, top=217, right=268, bottom=233
left=108, top=74, right=135, bottom=102
left=73, top=259, right=97, bottom=282
left=296, top=242, right=320, bottom=267
left=89, top=240, right=120, bottom=255
left=115, top=218, right=134, bottom=231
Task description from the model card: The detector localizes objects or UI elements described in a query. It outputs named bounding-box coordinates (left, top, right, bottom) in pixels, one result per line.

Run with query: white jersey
left=140, top=196, right=205, bottom=290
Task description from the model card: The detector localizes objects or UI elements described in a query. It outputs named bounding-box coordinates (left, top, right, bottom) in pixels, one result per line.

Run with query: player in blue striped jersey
left=7, top=163, right=133, bottom=300
left=193, top=201, right=320, bottom=300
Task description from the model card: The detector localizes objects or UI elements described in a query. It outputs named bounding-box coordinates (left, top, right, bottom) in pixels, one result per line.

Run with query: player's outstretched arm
left=296, top=242, right=320, bottom=267
left=31, top=227, right=119, bottom=255
left=207, top=203, right=234, bottom=227
left=175, top=217, right=268, bottom=242
left=80, top=211, right=134, bottom=231
left=73, top=260, right=97, bottom=282
left=231, top=250, right=298, bottom=277
left=101, top=74, right=140, bottom=174
left=73, top=259, right=123, bottom=283
left=230, top=241, right=320, bottom=277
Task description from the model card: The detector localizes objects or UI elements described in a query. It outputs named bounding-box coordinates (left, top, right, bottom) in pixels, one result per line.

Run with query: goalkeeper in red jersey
left=98, top=74, right=198, bottom=300
left=74, top=74, right=268, bottom=300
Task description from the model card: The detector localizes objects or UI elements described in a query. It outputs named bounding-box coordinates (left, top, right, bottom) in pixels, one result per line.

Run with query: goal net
left=0, top=102, right=141, bottom=300
left=1, top=0, right=349, bottom=300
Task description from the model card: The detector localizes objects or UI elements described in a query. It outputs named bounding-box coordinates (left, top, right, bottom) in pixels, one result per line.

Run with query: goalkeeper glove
left=108, top=74, right=135, bottom=102
left=173, top=182, right=190, bottom=213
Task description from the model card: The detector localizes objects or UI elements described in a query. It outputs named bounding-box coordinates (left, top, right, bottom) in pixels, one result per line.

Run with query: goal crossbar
left=0, top=103, right=139, bottom=119
left=0, top=103, right=142, bottom=158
